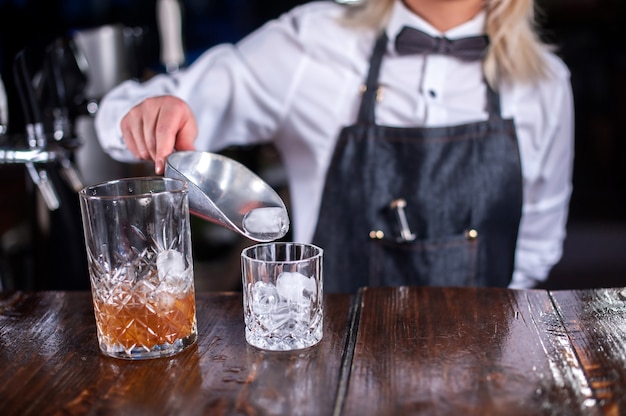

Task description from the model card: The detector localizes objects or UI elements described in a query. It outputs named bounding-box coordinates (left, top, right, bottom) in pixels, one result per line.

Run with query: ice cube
left=242, top=207, right=289, bottom=239
left=276, top=271, right=316, bottom=303
left=156, top=249, right=187, bottom=281
left=157, top=250, right=192, bottom=294
left=251, top=281, right=279, bottom=314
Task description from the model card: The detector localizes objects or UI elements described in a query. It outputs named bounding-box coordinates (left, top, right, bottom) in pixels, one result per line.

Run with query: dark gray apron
left=312, top=33, right=523, bottom=293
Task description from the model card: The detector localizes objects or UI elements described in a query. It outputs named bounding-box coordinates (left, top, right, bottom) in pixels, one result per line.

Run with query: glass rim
left=241, top=242, right=323, bottom=263
left=79, top=176, right=187, bottom=200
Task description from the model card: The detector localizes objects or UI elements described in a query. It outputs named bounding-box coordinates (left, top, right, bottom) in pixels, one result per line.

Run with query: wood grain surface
left=0, top=288, right=624, bottom=415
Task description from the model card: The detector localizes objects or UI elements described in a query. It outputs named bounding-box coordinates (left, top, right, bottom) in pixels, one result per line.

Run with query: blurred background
left=0, top=0, right=624, bottom=292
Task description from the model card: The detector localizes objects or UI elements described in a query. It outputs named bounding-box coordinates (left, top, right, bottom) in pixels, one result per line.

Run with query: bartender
left=94, top=0, right=575, bottom=293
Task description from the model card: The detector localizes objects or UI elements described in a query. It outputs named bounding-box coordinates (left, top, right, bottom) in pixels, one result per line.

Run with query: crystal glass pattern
left=241, top=242, right=323, bottom=351
left=80, top=177, right=197, bottom=359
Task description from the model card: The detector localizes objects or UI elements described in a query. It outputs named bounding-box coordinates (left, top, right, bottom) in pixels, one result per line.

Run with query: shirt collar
left=386, top=0, right=486, bottom=41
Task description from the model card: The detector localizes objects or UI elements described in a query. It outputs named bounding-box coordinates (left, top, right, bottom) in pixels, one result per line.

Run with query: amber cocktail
left=90, top=270, right=197, bottom=356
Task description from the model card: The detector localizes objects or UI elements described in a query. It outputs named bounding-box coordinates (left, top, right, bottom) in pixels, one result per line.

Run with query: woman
left=95, top=0, right=574, bottom=292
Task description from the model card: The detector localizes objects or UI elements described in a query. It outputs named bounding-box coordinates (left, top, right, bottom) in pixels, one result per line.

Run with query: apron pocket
left=368, top=232, right=479, bottom=287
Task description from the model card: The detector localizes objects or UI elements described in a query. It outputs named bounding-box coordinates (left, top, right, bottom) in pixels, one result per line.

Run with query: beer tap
left=0, top=38, right=88, bottom=210
left=11, top=48, right=60, bottom=211
left=0, top=74, right=7, bottom=136
left=43, top=38, right=87, bottom=192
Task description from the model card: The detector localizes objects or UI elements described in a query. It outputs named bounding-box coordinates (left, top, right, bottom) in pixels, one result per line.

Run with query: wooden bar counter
left=1, top=286, right=625, bottom=415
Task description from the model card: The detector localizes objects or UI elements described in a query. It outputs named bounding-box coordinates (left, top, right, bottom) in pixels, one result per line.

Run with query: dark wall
left=542, top=0, right=626, bottom=223
left=537, top=0, right=626, bottom=289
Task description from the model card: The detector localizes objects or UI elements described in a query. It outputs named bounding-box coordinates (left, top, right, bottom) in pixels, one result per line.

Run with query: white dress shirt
left=95, top=0, right=575, bottom=289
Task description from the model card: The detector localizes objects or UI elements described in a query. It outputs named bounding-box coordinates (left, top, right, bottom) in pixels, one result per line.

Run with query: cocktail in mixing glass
left=79, top=177, right=197, bottom=359
left=241, top=242, right=323, bottom=351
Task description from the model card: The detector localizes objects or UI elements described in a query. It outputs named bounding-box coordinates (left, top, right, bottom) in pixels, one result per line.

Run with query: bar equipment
left=0, top=39, right=88, bottom=210
left=0, top=74, right=8, bottom=136
left=165, top=151, right=290, bottom=242
left=241, top=242, right=323, bottom=351
left=0, top=37, right=92, bottom=290
left=80, top=177, right=197, bottom=359
left=157, top=0, right=185, bottom=73
left=71, top=24, right=149, bottom=186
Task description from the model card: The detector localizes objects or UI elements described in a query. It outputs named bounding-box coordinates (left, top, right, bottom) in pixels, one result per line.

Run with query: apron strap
left=485, top=83, right=503, bottom=119
left=357, top=32, right=388, bottom=124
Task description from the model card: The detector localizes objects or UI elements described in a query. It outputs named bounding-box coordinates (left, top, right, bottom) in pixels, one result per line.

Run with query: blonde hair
left=343, top=0, right=552, bottom=88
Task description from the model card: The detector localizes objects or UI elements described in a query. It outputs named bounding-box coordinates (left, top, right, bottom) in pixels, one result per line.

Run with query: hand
left=120, top=95, right=198, bottom=174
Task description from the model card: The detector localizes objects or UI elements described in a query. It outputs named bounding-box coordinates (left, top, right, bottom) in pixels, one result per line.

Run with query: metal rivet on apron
left=359, top=84, right=382, bottom=102
left=369, top=230, right=384, bottom=239
left=465, top=229, right=478, bottom=240
left=389, top=198, right=416, bottom=242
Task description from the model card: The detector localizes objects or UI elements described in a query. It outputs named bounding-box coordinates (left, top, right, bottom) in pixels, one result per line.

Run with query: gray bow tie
left=395, top=26, right=489, bottom=61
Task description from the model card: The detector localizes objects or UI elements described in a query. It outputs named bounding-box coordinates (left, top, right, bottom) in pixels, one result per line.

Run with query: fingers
left=153, top=98, right=198, bottom=174
left=120, top=96, right=198, bottom=175
left=121, top=107, right=150, bottom=160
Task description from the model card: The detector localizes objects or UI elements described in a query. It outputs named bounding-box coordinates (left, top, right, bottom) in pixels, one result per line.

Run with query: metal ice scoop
left=165, top=151, right=289, bottom=242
